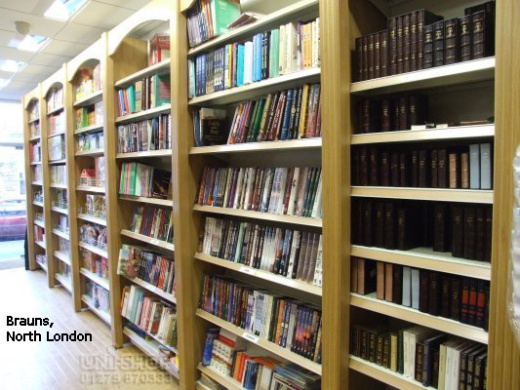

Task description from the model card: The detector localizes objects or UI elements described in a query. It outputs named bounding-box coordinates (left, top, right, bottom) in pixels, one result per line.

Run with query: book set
left=78, top=157, right=106, bottom=188
left=80, top=194, right=106, bottom=219
left=52, top=189, right=67, bottom=209
left=79, top=223, right=108, bottom=251
left=117, top=114, right=171, bottom=153
left=48, top=111, right=65, bottom=136
left=74, top=102, right=104, bottom=130
left=54, top=215, right=69, bottom=234
left=119, top=162, right=171, bottom=199
left=354, top=2, right=495, bottom=81
left=129, top=205, right=174, bottom=244
left=30, top=121, right=41, bottom=138
left=73, top=64, right=101, bottom=101
left=48, top=135, right=66, bottom=161
left=77, top=131, right=104, bottom=153
left=148, top=32, right=170, bottom=65
left=50, top=166, right=67, bottom=185
left=34, top=225, right=45, bottom=243
left=82, top=250, right=109, bottom=280
left=46, top=87, right=63, bottom=113
left=116, top=73, right=171, bottom=117
left=85, top=280, right=110, bottom=313
left=29, top=141, right=41, bottom=163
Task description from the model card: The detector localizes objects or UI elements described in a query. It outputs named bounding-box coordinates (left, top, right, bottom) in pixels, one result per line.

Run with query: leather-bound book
left=444, top=18, right=461, bottom=64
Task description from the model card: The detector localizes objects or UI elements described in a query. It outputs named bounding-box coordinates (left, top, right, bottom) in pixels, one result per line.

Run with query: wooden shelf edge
left=115, top=59, right=171, bottom=87
left=75, top=149, right=104, bottom=157
left=55, top=273, right=73, bottom=294
left=54, top=251, right=71, bottom=266
left=82, top=295, right=112, bottom=325
left=351, top=187, right=494, bottom=204
left=196, top=309, right=322, bottom=375
left=120, top=229, right=174, bottom=251
left=116, top=149, right=172, bottom=159
left=47, top=105, right=64, bottom=115
left=350, top=293, right=489, bottom=344
left=79, top=242, right=108, bottom=258
left=115, top=104, right=171, bottom=124
left=52, top=229, right=69, bottom=240
left=51, top=207, right=68, bottom=215
left=77, top=213, right=107, bottom=226
left=190, top=138, right=322, bottom=155
left=76, top=186, right=106, bottom=194
left=80, top=268, right=110, bottom=291
left=119, top=195, right=173, bottom=207
left=74, top=124, right=104, bottom=135
left=73, top=90, right=103, bottom=107
left=48, top=159, right=67, bottom=165
left=121, top=274, right=176, bottom=304
left=197, top=364, right=243, bottom=390
left=195, top=253, right=322, bottom=296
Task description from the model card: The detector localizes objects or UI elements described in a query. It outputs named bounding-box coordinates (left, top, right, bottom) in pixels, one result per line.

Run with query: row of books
left=82, top=249, right=109, bottom=279
left=117, top=114, right=171, bottom=153
left=85, top=280, right=110, bottom=312
left=33, top=165, right=43, bottom=182
left=30, top=122, right=40, bottom=138
left=351, top=324, right=487, bottom=390
left=116, top=74, right=170, bottom=117
left=48, top=134, right=65, bottom=161
left=121, top=284, right=177, bottom=347
left=81, top=194, right=106, bottom=219
left=148, top=33, right=170, bottom=66
left=355, top=94, right=427, bottom=133
left=197, top=166, right=323, bottom=219
left=186, top=0, right=241, bottom=48
left=201, top=327, right=321, bottom=390
left=35, top=212, right=44, bottom=222
left=74, top=65, right=101, bottom=101
left=57, top=262, right=72, bottom=281
left=199, top=274, right=322, bottom=362
left=74, top=102, right=104, bottom=130
left=51, top=189, right=67, bottom=209
left=58, top=237, right=70, bottom=256
left=79, top=157, right=106, bottom=187
left=80, top=223, right=107, bottom=250
left=352, top=257, right=489, bottom=330
left=354, top=2, right=495, bottom=81
left=33, top=190, right=44, bottom=203
left=29, top=101, right=40, bottom=122
left=54, top=215, right=68, bottom=234
left=48, top=112, right=65, bottom=135
left=77, top=131, right=104, bottom=153
left=129, top=205, right=174, bottom=244
left=50, top=166, right=66, bottom=185
left=118, top=162, right=171, bottom=199
left=34, top=225, right=45, bottom=242
left=36, top=254, right=46, bottom=266
left=46, top=87, right=63, bottom=112
left=200, top=216, right=323, bottom=286
left=352, top=199, right=493, bottom=262
left=352, top=143, right=493, bottom=190
left=117, top=244, right=175, bottom=295
left=29, top=141, right=41, bottom=163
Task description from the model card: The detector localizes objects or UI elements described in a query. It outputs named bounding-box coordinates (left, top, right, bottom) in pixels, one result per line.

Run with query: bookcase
left=105, top=0, right=177, bottom=375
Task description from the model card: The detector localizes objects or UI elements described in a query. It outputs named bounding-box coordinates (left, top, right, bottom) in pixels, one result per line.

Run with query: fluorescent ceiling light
left=0, top=79, right=11, bottom=89
left=44, top=0, right=87, bottom=21
left=17, top=35, right=49, bottom=52
left=0, top=60, right=26, bottom=73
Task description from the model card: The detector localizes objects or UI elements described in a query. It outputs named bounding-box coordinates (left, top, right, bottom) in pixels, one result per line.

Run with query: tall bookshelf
left=105, top=0, right=178, bottom=375
left=41, top=66, right=71, bottom=292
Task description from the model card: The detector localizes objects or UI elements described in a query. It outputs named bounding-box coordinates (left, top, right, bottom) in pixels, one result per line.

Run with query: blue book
left=253, top=33, right=262, bottom=82
left=279, top=88, right=294, bottom=140
left=200, top=54, right=207, bottom=96
left=236, top=44, right=245, bottom=86
left=201, top=328, right=219, bottom=366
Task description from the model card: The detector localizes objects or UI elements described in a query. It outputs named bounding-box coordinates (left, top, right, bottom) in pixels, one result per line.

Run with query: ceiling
left=0, top=0, right=151, bottom=102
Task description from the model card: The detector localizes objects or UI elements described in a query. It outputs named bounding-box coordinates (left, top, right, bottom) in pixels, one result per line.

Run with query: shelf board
left=116, top=149, right=172, bottom=159
left=32, top=181, right=43, bottom=186
left=30, top=161, right=42, bottom=166
left=55, top=273, right=72, bottom=294
left=52, top=229, right=69, bottom=240
left=77, top=213, right=107, bottom=226
left=37, top=261, right=48, bottom=273
left=48, top=159, right=67, bottom=165
left=29, top=135, right=41, bottom=142
left=33, top=201, right=44, bottom=208
left=115, top=59, right=171, bottom=88
left=190, top=138, right=322, bottom=155
left=73, top=90, right=103, bottom=107
left=47, top=105, right=64, bottom=115
left=351, top=124, right=495, bottom=145
left=197, top=364, right=242, bottom=390
left=35, top=241, right=46, bottom=250
left=195, top=252, right=322, bottom=297
left=34, top=220, right=45, bottom=228
left=82, top=295, right=111, bottom=325
left=51, top=206, right=68, bottom=215
left=29, top=117, right=40, bottom=124
left=349, top=355, right=436, bottom=390
left=193, top=205, right=322, bottom=228
left=74, top=124, right=103, bottom=135
left=48, top=131, right=66, bottom=139
left=119, top=195, right=172, bottom=207
left=351, top=245, right=491, bottom=281
left=351, top=57, right=495, bottom=95
left=188, top=0, right=319, bottom=56
left=75, top=149, right=104, bottom=157
left=189, top=67, right=321, bottom=106
left=76, top=185, right=105, bottom=194
left=351, top=187, right=494, bottom=204
left=54, top=251, right=71, bottom=266
left=50, top=183, right=67, bottom=189
left=120, top=229, right=174, bottom=251
left=79, top=242, right=108, bottom=258
left=350, top=293, right=489, bottom=344
left=115, top=104, right=171, bottom=124
left=123, top=327, right=180, bottom=378
left=196, top=309, right=322, bottom=375
left=121, top=275, right=176, bottom=304
left=123, top=316, right=178, bottom=355
left=80, top=268, right=110, bottom=291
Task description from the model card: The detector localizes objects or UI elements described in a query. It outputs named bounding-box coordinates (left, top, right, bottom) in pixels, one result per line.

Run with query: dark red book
left=352, top=147, right=360, bottom=185
left=410, top=11, right=418, bottom=71
left=363, top=200, right=374, bottom=246
left=384, top=202, right=396, bottom=250
left=451, top=205, right=464, bottom=258
left=390, top=153, right=399, bottom=187
left=423, top=23, right=435, bottom=69
left=392, top=264, right=403, bottom=305
left=374, top=32, right=381, bottom=79
left=402, top=13, right=411, bottom=73
left=359, top=146, right=368, bottom=186
left=485, top=206, right=492, bottom=262
left=419, top=270, right=430, bottom=313
left=460, top=15, right=473, bottom=62
left=355, top=37, right=363, bottom=82
left=380, top=151, right=390, bottom=186
left=411, top=150, right=419, bottom=187
left=469, top=1, right=495, bottom=59
left=429, top=271, right=441, bottom=316
left=397, top=206, right=420, bottom=250
left=396, top=15, right=404, bottom=74
left=380, top=30, right=389, bottom=77
left=418, top=150, right=429, bottom=187
left=433, top=19, right=445, bottom=67
left=464, top=206, right=477, bottom=260
left=381, top=99, right=391, bottom=132
left=398, top=96, right=409, bottom=130
left=437, top=148, right=448, bottom=188
left=388, top=17, right=398, bottom=75
left=430, top=149, right=438, bottom=188
left=368, top=33, right=375, bottom=80
left=460, top=277, right=471, bottom=324
left=440, top=275, right=451, bottom=318
left=375, top=202, right=385, bottom=248
left=475, top=207, right=486, bottom=261
left=391, top=98, right=400, bottom=131
left=369, top=147, right=379, bottom=186
left=444, top=18, right=461, bottom=64
left=409, top=94, right=428, bottom=127
left=362, top=35, right=369, bottom=80
left=399, top=152, right=409, bottom=187
left=433, top=203, right=449, bottom=252
left=450, top=277, right=462, bottom=322
left=475, top=279, right=487, bottom=328
left=468, top=278, right=478, bottom=325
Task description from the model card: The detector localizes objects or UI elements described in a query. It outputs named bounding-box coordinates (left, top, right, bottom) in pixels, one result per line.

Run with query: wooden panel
left=488, top=0, right=520, bottom=388
left=67, top=38, right=103, bottom=82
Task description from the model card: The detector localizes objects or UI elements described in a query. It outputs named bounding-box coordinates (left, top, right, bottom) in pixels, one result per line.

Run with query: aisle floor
left=0, top=268, right=181, bottom=390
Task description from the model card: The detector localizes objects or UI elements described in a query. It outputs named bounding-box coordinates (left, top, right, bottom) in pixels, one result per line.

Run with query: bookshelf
left=105, top=0, right=176, bottom=376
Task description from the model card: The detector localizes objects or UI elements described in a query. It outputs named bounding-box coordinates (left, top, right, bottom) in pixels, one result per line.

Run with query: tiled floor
left=0, top=268, right=181, bottom=390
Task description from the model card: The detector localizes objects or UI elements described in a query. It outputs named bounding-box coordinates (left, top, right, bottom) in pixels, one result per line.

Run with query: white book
left=244, top=41, right=254, bottom=85
left=278, top=24, right=286, bottom=75
left=267, top=168, right=282, bottom=214
left=411, top=268, right=420, bottom=310
left=312, top=235, right=323, bottom=286
left=402, top=266, right=412, bottom=307
left=286, top=230, right=301, bottom=278
left=276, top=168, right=289, bottom=215
left=260, top=167, right=274, bottom=213
left=234, top=223, right=246, bottom=263
left=286, top=166, right=301, bottom=215
left=311, top=170, right=323, bottom=218
left=285, top=22, right=298, bottom=73
left=409, top=327, right=437, bottom=380
left=232, top=168, right=245, bottom=209
left=243, top=167, right=257, bottom=210
left=238, top=167, right=250, bottom=209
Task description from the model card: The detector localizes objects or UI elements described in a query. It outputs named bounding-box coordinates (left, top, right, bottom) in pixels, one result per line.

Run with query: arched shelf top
left=42, top=66, right=65, bottom=97
left=23, top=86, right=40, bottom=110
left=67, top=37, right=105, bottom=82
left=107, top=0, right=172, bottom=56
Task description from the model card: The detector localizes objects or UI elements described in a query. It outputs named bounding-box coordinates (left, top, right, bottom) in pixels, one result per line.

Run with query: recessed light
left=0, top=60, right=26, bottom=73
left=44, top=0, right=87, bottom=21
left=17, top=35, right=49, bottom=52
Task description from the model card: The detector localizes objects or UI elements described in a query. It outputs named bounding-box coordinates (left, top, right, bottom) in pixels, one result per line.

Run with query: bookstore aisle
left=0, top=268, right=180, bottom=390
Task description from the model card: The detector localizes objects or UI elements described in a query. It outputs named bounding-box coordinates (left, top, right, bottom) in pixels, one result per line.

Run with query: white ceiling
left=0, top=0, right=151, bottom=101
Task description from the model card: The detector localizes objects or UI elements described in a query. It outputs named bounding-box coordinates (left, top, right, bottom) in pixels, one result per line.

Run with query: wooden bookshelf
left=121, top=275, right=176, bottom=304
left=80, top=268, right=110, bottom=291
left=189, top=138, right=322, bottom=156
left=75, top=149, right=104, bottom=157
left=115, top=104, right=171, bottom=124
left=76, top=185, right=106, bottom=194
left=54, top=251, right=71, bottom=266
left=351, top=187, right=494, bottom=203
left=82, top=295, right=112, bottom=325
left=197, top=364, right=243, bottom=390
left=120, top=229, right=174, bottom=252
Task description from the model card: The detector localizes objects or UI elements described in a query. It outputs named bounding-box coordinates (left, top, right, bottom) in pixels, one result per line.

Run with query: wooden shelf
left=33, top=201, right=44, bottom=207
left=123, top=316, right=178, bottom=355
left=119, top=195, right=172, bottom=207
left=193, top=205, right=322, bottom=228
left=351, top=57, right=495, bottom=96
left=29, top=135, right=41, bottom=142
left=120, top=229, right=174, bottom=251
left=50, top=183, right=67, bottom=189
left=115, top=104, right=171, bottom=124
left=188, top=0, right=319, bottom=55
left=32, top=181, right=43, bottom=186
left=190, top=138, right=322, bottom=156
left=351, top=187, right=494, bottom=204
left=74, top=124, right=103, bottom=135
left=350, top=293, right=489, bottom=344
left=73, top=90, right=103, bottom=107
left=197, top=364, right=243, bottom=390
left=351, top=125, right=495, bottom=145
left=196, top=309, right=322, bottom=375
left=51, top=206, right=68, bottom=215
left=115, top=59, right=171, bottom=88
left=47, top=105, right=64, bottom=115
left=29, top=117, right=40, bottom=124
left=48, top=131, right=66, bottom=139
left=77, top=213, right=107, bottom=226
left=349, top=356, right=435, bottom=390
left=34, top=220, right=45, bottom=228
left=351, top=245, right=491, bottom=281
left=76, top=185, right=105, bottom=194
left=30, top=161, right=42, bottom=166
left=55, top=273, right=73, bottom=294
left=116, top=149, right=172, bottom=159
left=48, top=159, right=67, bottom=165
left=81, top=268, right=110, bottom=291
left=52, top=228, right=69, bottom=240
left=79, top=242, right=108, bottom=258
left=121, top=275, right=176, bottom=304
left=82, top=295, right=111, bottom=325
left=37, top=261, right=48, bottom=273
left=54, top=251, right=71, bottom=266
left=189, top=68, right=321, bottom=106
left=123, top=327, right=180, bottom=378
left=75, top=149, right=104, bottom=157
left=195, top=252, right=322, bottom=297
left=35, top=241, right=46, bottom=250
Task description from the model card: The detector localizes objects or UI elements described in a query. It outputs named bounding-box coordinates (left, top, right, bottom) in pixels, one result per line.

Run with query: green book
left=270, top=28, right=280, bottom=78
left=210, top=0, right=241, bottom=36
left=127, top=84, right=136, bottom=113
left=250, top=97, right=266, bottom=142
